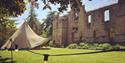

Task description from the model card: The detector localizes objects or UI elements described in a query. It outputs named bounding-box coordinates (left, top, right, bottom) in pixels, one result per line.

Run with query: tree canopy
left=30, top=0, right=82, bottom=12
left=41, top=11, right=56, bottom=37
left=0, top=0, right=25, bottom=17
left=0, top=0, right=22, bottom=47
left=29, top=0, right=92, bottom=12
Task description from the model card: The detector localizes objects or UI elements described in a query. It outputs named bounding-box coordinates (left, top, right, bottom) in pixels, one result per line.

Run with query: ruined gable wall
left=59, top=16, right=69, bottom=47
left=110, top=0, right=125, bottom=43
left=67, top=10, right=80, bottom=44
left=52, top=15, right=61, bottom=47
left=67, top=10, right=75, bottom=43
left=86, top=8, right=109, bottom=43
left=86, top=0, right=125, bottom=43
left=52, top=15, right=69, bottom=47
left=78, top=5, right=88, bottom=42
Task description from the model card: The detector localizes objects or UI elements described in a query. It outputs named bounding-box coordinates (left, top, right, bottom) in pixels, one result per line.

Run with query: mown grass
left=0, top=48, right=125, bottom=63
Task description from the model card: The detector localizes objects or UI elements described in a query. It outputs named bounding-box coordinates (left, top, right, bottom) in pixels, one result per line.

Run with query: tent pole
left=10, top=38, right=13, bottom=63
left=43, top=54, right=49, bottom=63
left=11, top=50, right=13, bottom=63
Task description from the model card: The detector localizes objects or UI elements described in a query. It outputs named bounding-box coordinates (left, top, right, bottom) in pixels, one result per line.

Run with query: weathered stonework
left=52, top=15, right=68, bottom=47
left=52, top=0, right=125, bottom=47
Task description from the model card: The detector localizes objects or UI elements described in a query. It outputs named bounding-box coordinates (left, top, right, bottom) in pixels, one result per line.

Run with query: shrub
left=98, top=43, right=112, bottom=51
left=79, top=43, right=85, bottom=47
left=112, top=44, right=120, bottom=50
left=93, top=43, right=99, bottom=47
left=79, top=43, right=89, bottom=49
left=88, top=43, right=98, bottom=50
left=67, top=43, right=77, bottom=49
left=67, top=43, right=124, bottom=50
left=48, top=41, right=54, bottom=47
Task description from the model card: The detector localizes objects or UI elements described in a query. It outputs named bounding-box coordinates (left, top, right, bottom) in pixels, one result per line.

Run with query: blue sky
left=15, top=0, right=118, bottom=28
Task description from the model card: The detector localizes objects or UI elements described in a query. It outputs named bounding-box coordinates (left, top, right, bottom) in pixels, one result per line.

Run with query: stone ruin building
left=52, top=0, right=125, bottom=47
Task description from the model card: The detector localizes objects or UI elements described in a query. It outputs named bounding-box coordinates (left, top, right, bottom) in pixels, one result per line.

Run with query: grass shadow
left=50, top=49, right=125, bottom=56
left=0, top=57, right=16, bottom=63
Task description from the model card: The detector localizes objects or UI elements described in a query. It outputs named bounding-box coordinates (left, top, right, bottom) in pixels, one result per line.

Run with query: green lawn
left=0, top=48, right=125, bottom=63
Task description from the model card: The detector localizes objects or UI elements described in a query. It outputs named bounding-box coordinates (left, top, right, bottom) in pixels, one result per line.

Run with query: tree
left=0, top=0, right=25, bottom=32
left=27, top=4, right=42, bottom=35
left=29, top=0, right=87, bottom=12
left=0, top=0, right=22, bottom=47
left=0, top=19, right=16, bottom=47
left=0, top=0, right=25, bottom=17
left=0, top=0, right=25, bottom=43
left=41, top=11, right=57, bottom=37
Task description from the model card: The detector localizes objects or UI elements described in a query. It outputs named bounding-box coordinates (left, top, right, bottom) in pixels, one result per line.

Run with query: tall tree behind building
left=41, top=11, right=57, bottom=37
left=27, top=4, right=42, bottom=35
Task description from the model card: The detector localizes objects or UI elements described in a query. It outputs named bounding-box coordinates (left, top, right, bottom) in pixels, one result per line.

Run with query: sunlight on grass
left=0, top=48, right=125, bottom=63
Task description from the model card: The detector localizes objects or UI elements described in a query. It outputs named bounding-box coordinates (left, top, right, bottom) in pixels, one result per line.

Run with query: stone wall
left=52, top=0, right=125, bottom=47
left=52, top=15, right=69, bottom=47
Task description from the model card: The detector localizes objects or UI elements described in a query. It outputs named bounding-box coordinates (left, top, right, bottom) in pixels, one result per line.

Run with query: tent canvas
left=1, top=21, right=49, bottom=49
